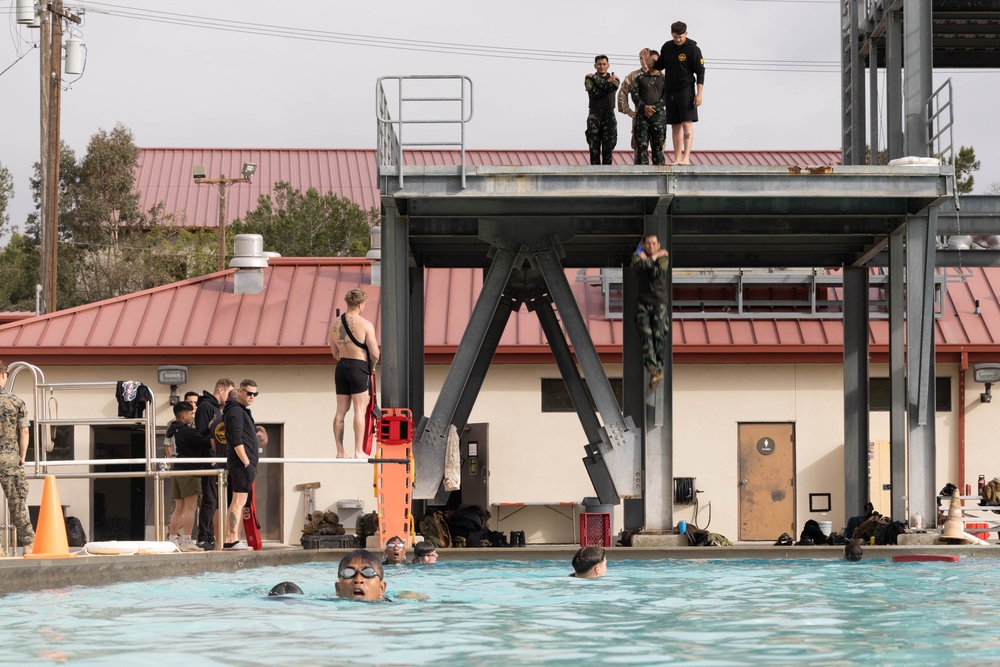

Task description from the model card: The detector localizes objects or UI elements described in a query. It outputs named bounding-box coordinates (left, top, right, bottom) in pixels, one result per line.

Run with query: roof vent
left=230, top=234, right=268, bottom=295
left=230, top=234, right=268, bottom=269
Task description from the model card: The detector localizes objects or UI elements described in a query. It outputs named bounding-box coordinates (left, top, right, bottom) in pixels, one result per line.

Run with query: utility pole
left=39, top=0, right=80, bottom=314
left=194, top=174, right=251, bottom=271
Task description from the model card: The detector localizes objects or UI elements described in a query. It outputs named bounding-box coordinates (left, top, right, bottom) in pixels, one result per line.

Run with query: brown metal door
left=738, top=423, right=795, bottom=541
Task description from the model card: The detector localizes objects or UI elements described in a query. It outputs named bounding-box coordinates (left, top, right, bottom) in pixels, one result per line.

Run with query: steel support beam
left=413, top=245, right=520, bottom=499
left=532, top=293, right=618, bottom=504
left=409, top=266, right=425, bottom=418
left=906, top=209, right=938, bottom=524
left=843, top=266, right=871, bottom=519
left=450, top=285, right=516, bottom=435
left=889, top=227, right=907, bottom=519
left=622, top=264, right=645, bottom=529
left=381, top=202, right=410, bottom=409
left=904, top=0, right=933, bottom=156
left=886, top=8, right=905, bottom=160
left=642, top=205, right=673, bottom=530
left=531, top=242, right=641, bottom=500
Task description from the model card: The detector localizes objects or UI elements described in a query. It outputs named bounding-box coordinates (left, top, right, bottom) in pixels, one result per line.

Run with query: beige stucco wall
left=4, top=359, right=976, bottom=546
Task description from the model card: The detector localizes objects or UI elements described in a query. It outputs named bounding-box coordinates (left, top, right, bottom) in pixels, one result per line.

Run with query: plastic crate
left=579, top=512, right=611, bottom=547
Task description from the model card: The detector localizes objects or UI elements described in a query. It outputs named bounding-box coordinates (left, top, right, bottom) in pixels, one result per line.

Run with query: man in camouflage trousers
left=631, top=54, right=667, bottom=165
left=631, top=235, right=670, bottom=388
left=0, top=360, right=34, bottom=554
left=584, top=55, right=619, bottom=165
left=618, top=49, right=659, bottom=163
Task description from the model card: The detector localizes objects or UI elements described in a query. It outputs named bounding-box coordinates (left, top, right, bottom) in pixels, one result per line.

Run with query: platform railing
left=376, top=75, right=474, bottom=188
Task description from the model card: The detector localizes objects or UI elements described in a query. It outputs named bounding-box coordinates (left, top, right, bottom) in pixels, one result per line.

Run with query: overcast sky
left=1, top=0, right=997, bottom=233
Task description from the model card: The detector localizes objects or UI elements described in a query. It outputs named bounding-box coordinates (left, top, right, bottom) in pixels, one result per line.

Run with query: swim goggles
left=339, top=566, right=381, bottom=579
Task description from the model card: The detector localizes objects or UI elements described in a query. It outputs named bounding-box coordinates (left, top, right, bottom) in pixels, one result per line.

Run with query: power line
left=0, top=42, right=34, bottom=78
left=79, top=2, right=843, bottom=73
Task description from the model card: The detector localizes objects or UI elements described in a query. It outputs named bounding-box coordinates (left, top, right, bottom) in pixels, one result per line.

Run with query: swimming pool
left=2, top=557, right=997, bottom=665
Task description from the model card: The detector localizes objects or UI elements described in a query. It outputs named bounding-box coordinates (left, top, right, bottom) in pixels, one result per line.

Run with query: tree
left=0, top=162, right=13, bottom=238
left=231, top=182, right=375, bottom=258
left=951, top=145, right=980, bottom=194
left=13, top=123, right=217, bottom=309
left=0, top=232, right=39, bottom=311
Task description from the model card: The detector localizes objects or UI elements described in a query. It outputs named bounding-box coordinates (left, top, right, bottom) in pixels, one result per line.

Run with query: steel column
left=906, top=210, right=938, bottom=523
left=640, top=208, right=672, bottom=530
left=381, top=202, right=410, bottom=409
left=903, top=0, right=933, bottom=156
left=843, top=266, right=870, bottom=519
left=889, top=227, right=906, bottom=519
left=409, top=266, right=425, bottom=418
left=886, top=8, right=904, bottom=160
left=622, top=262, right=645, bottom=529
left=413, top=245, right=520, bottom=499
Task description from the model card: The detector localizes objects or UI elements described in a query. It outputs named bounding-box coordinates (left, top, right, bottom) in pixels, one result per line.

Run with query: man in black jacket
left=166, top=401, right=213, bottom=551
left=223, top=379, right=261, bottom=550
left=194, top=378, right=234, bottom=550
left=643, top=21, right=705, bottom=165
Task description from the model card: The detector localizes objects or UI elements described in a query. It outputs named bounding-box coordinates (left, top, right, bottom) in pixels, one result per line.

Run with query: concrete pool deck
left=3, top=543, right=1000, bottom=595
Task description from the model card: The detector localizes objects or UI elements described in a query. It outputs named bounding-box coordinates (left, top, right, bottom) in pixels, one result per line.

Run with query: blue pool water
left=2, top=557, right=998, bottom=665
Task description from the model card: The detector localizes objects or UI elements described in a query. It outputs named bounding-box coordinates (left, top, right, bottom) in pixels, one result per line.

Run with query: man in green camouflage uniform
left=0, top=360, right=34, bottom=554
left=630, top=58, right=667, bottom=165
left=631, top=235, right=670, bottom=388
left=585, top=55, right=619, bottom=165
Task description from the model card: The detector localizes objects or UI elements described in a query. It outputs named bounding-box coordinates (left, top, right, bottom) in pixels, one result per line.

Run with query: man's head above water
left=383, top=535, right=407, bottom=564
left=335, top=549, right=387, bottom=601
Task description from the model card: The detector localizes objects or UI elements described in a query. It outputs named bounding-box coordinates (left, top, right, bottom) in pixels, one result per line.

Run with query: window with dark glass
left=541, top=378, right=623, bottom=413
left=869, top=377, right=952, bottom=412
left=25, top=424, right=74, bottom=462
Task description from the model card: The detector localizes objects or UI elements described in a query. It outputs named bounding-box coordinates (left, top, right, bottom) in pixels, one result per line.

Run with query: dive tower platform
left=378, top=157, right=953, bottom=531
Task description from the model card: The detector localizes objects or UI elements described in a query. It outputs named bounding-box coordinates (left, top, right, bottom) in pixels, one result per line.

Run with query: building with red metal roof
left=1, top=147, right=995, bottom=548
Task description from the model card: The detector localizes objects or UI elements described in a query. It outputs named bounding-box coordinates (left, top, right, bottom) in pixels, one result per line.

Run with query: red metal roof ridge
left=267, top=257, right=370, bottom=266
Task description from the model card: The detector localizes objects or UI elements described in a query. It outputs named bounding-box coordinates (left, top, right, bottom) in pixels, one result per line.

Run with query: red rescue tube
left=892, top=554, right=959, bottom=563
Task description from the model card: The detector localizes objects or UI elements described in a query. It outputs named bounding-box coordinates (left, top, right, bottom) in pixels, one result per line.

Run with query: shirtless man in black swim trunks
left=329, top=288, right=381, bottom=458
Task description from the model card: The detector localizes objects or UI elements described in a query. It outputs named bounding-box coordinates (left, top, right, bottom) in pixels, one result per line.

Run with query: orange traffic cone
left=24, top=475, right=76, bottom=559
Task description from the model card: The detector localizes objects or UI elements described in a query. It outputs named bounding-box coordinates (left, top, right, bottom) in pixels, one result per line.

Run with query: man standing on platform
left=330, top=288, right=380, bottom=459
left=0, top=360, right=33, bottom=555
left=584, top=55, right=620, bottom=165
left=618, top=50, right=658, bottom=163
left=643, top=21, right=705, bottom=165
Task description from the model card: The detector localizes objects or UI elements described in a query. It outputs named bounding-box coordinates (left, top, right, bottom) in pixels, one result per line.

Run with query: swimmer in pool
left=570, top=546, right=607, bottom=578
left=267, top=581, right=304, bottom=596
left=844, top=540, right=863, bottom=562
left=336, top=549, right=388, bottom=601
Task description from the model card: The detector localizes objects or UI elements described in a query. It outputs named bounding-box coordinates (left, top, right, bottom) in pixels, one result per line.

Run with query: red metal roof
left=137, top=148, right=843, bottom=228
left=2, top=260, right=999, bottom=366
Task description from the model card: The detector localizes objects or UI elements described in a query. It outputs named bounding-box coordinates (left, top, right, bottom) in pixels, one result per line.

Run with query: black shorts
left=335, top=358, right=370, bottom=395
left=228, top=462, right=255, bottom=494
left=665, top=86, right=698, bottom=125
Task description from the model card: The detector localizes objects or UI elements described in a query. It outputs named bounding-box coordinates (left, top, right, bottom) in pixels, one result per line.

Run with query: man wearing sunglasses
left=335, top=549, right=387, bottom=601
left=222, top=379, right=260, bottom=550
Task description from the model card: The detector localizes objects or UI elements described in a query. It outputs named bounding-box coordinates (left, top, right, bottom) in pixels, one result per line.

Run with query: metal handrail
left=1, top=361, right=412, bottom=554
left=376, top=75, right=474, bottom=188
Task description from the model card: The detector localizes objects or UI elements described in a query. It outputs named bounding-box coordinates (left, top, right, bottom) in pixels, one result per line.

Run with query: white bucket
left=818, top=521, right=833, bottom=537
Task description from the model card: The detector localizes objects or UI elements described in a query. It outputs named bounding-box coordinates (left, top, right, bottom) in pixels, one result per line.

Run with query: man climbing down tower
left=632, top=234, right=670, bottom=388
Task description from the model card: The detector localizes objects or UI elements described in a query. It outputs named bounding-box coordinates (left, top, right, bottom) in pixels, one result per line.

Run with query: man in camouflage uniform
left=631, top=55, right=667, bottom=165
left=584, top=55, right=619, bottom=165
left=618, top=49, right=658, bottom=163
left=631, top=235, right=670, bottom=388
left=0, top=360, right=34, bottom=554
